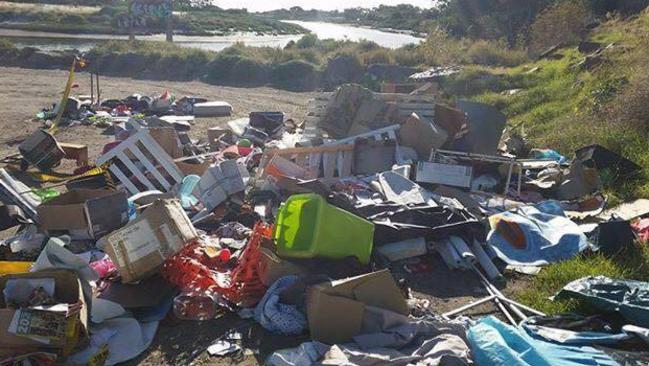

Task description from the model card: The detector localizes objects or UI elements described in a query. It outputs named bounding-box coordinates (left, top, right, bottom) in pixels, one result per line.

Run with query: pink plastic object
left=90, top=257, right=117, bottom=278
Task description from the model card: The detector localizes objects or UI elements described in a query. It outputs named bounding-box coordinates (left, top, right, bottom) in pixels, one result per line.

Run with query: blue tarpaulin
left=468, top=316, right=620, bottom=366
left=486, top=200, right=589, bottom=267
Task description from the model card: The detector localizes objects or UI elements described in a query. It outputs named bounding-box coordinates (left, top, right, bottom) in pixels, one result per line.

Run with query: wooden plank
left=265, top=144, right=354, bottom=156
left=341, top=151, right=353, bottom=177
left=322, top=152, right=336, bottom=178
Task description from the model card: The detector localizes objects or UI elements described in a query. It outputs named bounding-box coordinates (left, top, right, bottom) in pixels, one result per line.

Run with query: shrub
left=466, top=40, right=529, bottom=67
left=296, top=34, right=318, bottom=49
left=205, top=53, right=243, bottom=82
left=361, top=48, right=395, bottom=65
left=529, top=0, right=594, bottom=55
left=0, top=38, right=15, bottom=51
left=230, top=57, right=270, bottom=85
left=271, top=60, right=320, bottom=91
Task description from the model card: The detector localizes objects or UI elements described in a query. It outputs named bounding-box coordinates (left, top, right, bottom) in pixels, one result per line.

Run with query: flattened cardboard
left=104, top=199, right=198, bottom=283
left=0, top=269, right=88, bottom=357
left=306, top=270, right=408, bottom=344
left=399, top=113, right=448, bottom=159
left=98, top=275, right=176, bottom=309
left=37, top=189, right=128, bottom=239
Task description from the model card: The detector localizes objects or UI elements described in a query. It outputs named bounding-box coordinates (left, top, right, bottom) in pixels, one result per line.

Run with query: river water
left=0, top=20, right=424, bottom=53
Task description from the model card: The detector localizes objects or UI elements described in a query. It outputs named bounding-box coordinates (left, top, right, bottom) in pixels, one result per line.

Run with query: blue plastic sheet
left=468, top=316, right=620, bottom=366
left=555, top=276, right=649, bottom=328
left=487, top=200, right=589, bottom=267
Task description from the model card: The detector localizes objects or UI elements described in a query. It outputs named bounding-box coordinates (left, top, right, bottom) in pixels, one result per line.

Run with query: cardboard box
left=104, top=199, right=198, bottom=284
left=306, top=270, right=408, bottom=344
left=194, top=160, right=248, bottom=212
left=257, top=247, right=305, bottom=287
left=0, top=269, right=89, bottom=357
left=37, top=189, right=128, bottom=239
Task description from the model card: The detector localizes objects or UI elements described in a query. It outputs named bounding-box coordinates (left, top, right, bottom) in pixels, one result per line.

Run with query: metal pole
left=496, top=296, right=545, bottom=317
left=95, top=73, right=100, bottom=104
left=90, top=73, right=94, bottom=105
left=166, top=0, right=173, bottom=42
left=129, top=0, right=135, bottom=41
left=472, top=263, right=527, bottom=322
left=443, top=295, right=497, bottom=319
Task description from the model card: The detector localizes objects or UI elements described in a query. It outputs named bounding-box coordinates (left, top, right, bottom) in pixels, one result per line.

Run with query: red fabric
left=632, top=218, right=649, bottom=242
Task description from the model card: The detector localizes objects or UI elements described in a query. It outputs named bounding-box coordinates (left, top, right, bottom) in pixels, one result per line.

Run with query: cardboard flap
left=351, top=271, right=409, bottom=315
left=307, top=290, right=364, bottom=344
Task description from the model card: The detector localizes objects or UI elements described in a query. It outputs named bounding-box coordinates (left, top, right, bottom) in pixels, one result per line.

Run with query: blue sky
left=213, top=1, right=434, bottom=12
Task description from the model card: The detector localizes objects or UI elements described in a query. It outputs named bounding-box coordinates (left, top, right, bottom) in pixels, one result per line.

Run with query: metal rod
left=473, top=264, right=527, bottom=321
left=496, top=296, right=545, bottom=317
left=483, top=280, right=517, bottom=326
left=443, top=295, right=497, bottom=318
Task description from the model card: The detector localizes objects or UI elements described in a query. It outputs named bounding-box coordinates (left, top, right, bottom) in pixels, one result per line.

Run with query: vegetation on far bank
left=0, top=1, right=307, bottom=36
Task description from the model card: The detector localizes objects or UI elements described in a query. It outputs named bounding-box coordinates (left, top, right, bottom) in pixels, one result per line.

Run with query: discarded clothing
left=555, top=276, right=649, bottom=328
left=254, top=275, right=307, bottom=335
left=468, top=316, right=619, bottom=366
left=268, top=316, right=472, bottom=366
left=486, top=200, right=589, bottom=267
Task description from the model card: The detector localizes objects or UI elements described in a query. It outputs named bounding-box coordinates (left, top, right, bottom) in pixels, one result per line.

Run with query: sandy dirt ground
left=0, top=67, right=529, bottom=366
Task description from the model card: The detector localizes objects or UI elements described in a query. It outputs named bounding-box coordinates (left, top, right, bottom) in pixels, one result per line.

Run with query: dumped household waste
left=0, top=80, right=646, bottom=365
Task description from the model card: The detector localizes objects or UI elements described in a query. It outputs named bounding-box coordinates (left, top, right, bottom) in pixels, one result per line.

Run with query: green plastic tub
left=274, top=194, right=375, bottom=264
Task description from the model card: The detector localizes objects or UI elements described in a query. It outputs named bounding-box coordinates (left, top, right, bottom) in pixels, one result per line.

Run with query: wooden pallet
left=304, top=92, right=436, bottom=138
left=96, top=129, right=184, bottom=195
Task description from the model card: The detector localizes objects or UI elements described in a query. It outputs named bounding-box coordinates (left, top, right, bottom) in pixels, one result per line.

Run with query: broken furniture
left=304, top=87, right=435, bottom=139
left=421, top=149, right=559, bottom=196
left=260, top=144, right=355, bottom=182
left=96, top=129, right=184, bottom=195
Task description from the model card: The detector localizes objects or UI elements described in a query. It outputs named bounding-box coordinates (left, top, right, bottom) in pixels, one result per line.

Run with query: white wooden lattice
left=96, top=129, right=184, bottom=195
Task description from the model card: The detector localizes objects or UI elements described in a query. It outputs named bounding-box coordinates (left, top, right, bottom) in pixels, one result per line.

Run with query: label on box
left=110, top=220, right=159, bottom=263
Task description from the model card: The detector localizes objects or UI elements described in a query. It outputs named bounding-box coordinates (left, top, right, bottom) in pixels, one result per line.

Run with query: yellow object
left=28, top=166, right=106, bottom=184
left=48, top=59, right=78, bottom=135
left=0, top=261, right=32, bottom=275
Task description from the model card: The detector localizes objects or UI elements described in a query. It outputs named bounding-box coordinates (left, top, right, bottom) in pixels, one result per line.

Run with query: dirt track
left=0, top=66, right=314, bottom=161
left=0, top=67, right=527, bottom=366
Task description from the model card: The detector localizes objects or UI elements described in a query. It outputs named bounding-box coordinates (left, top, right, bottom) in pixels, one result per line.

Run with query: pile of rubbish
left=1, top=82, right=648, bottom=366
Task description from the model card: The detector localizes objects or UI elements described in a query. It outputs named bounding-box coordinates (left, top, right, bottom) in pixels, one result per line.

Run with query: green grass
left=516, top=244, right=649, bottom=314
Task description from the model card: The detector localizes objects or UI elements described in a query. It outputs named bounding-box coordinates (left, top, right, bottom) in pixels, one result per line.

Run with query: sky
left=212, top=1, right=434, bottom=12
